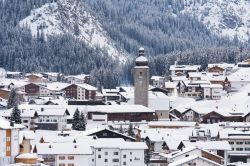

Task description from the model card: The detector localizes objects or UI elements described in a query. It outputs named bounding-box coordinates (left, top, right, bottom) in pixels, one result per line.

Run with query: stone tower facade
left=134, top=47, right=149, bottom=107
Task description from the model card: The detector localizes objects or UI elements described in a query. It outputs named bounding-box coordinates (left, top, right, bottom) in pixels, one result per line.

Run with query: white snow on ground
left=19, top=0, right=128, bottom=62
left=171, top=83, right=250, bottom=116
left=181, top=0, right=250, bottom=41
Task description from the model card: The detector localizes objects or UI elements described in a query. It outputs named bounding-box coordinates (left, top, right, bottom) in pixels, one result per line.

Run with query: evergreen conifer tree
left=78, top=112, right=86, bottom=131
left=10, top=105, right=21, bottom=124
left=7, top=89, right=18, bottom=109
left=72, top=108, right=80, bottom=130
left=128, top=123, right=135, bottom=137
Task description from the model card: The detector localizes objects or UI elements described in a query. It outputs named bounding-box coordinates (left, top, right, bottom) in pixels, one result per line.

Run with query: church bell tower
left=134, top=47, right=149, bottom=107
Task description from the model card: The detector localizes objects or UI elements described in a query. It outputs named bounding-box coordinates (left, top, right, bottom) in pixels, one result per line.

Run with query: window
left=68, top=156, right=74, bottom=160
left=59, top=164, right=65, bottom=166
left=6, top=137, right=11, bottom=142
left=6, top=146, right=10, bottom=151
left=236, top=148, right=243, bottom=151
left=130, top=152, right=132, bottom=155
left=229, top=141, right=234, bottom=145
left=123, top=161, right=126, bottom=165
left=236, top=142, right=243, bottom=145
left=130, top=159, right=132, bottom=162
left=59, top=156, right=65, bottom=160
left=23, top=120, right=28, bottom=123
left=245, top=141, right=250, bottom=144
left=98, top=155, right=101, bottom=158
left=105, top=152, right=108, bottom=155
left=53, top=119, right=57, bottom=122
left=103, top=133, right=107, bottom=136
left=104, top=159, right=108, bottom=162
left=123, top=155, right=126, bottom=158
left=114, top=152, right=119, bottom=155
left=113, top=159, right=119, bottom=162
left=98, top=148, right=101, bottom=151
left=68, top=164, right=74, bottom=166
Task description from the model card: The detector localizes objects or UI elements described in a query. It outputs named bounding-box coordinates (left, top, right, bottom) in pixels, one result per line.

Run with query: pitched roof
left=36, top=142, right=93, bottom=155
left=168, top=154, right=223, bottom=166
left=90, top=138, right=147, bottom=149
left=181, top=140, right=231, bottom=151
left=0, top=118, right=24, bottom=129
left=170, top=65, right=201, bottom=71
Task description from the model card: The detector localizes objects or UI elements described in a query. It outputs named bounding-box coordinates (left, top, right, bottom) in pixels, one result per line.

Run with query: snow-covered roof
left=0, top=108, right=36, bottom=118
left=165, top=82, right=178, bottom=89
left=135, top=55, right=148, bottom=63
left=170, top=85, right=250, bottom=117
left=16, top=153, right=38, bottom=159
left=0, top=117, right=24, bottom=129
left=0, top=78, right=28, bottom=88
left=151, top=76, right=164, bottom=80
left=66, top=74, right=89, bottom=80
left=219, top=129, right=250, bottom=140
left=171, top=76, right=188, bottom=82
left=168, top=154, right=223, bottom=166
left=37, top=108, right=69, bottom=116
left=228, top=68, right=250, bottom=82
left=183, top=80, right=210, bottom=87
left=43, top=72, right=59, bottom=77
left=208, top=63, right=235, bottom=69
left=182, top=140, right=231, bottom=151
left=170, top=65, right=201, bottom=71
left=149, top=92, right=169, bottom=111
left=91, top=138, right=147, bottom=150
left=148, top=121, right=196, bottom=128
left=76, top=83, right=97, bottom=91
left=36, top=142, right=93, bottom=155
left=200, top=84, right=223, bottom=88
left=6, top=71, right=22, bottom=75
left=45, top=82, right=70, bottom=91
left=188, top=72, right=202, bottom=78
left=20, top=130, right=35, bottom=142
left=88, top=105, right=155, bottom=113
left=26, top=73, right=43, bottom=78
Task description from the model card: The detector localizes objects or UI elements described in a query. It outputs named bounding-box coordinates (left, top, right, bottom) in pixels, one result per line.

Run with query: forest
left=0, top=0, right=250, bottom=89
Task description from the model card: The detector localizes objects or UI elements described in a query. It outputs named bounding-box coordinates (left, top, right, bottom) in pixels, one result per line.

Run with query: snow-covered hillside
left=19, top=0, right=128, bottom=62
left=181, top=0, right=250, bottom=41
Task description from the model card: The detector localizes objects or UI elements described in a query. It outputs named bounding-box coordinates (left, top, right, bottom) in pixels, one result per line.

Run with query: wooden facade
left=208, top=66, right=225, bottom=73
left=201, top=150, right=223, bottom=164
left=85, top=90, right=96, bottom=100
left=28, top=75, right=42, bottom=83
left=63, top=84, right=77, bottom=99
left=25, top=83, right=40, bottom=96
left=88, top=112, right=156, bottom=122
left=6, top=129, right=11, bottom=157
left=0, top=89, right=10, bottom=100
left=202, top=111, right=243, bottom=124
left=107, top=112, right=156, bottom=122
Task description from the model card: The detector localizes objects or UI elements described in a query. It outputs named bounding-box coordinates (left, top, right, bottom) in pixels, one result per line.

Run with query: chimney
left=41, top=108, right=44, bottom=112
left=10, top=121, right=14, bottom=127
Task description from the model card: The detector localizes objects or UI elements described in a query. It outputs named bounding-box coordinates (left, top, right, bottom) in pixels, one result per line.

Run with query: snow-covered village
left=1, top=47, right=250, bottom=166
left=4, top=0, right=250, bottom=166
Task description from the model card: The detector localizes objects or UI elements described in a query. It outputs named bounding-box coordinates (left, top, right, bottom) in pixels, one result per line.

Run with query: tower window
left=140, top=72, right=142, bottom=76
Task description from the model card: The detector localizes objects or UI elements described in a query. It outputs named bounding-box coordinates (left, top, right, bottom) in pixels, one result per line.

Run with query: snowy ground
left=181, top=0, right=250, bottom=41
left=19, top=0, right=128, bottom=62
